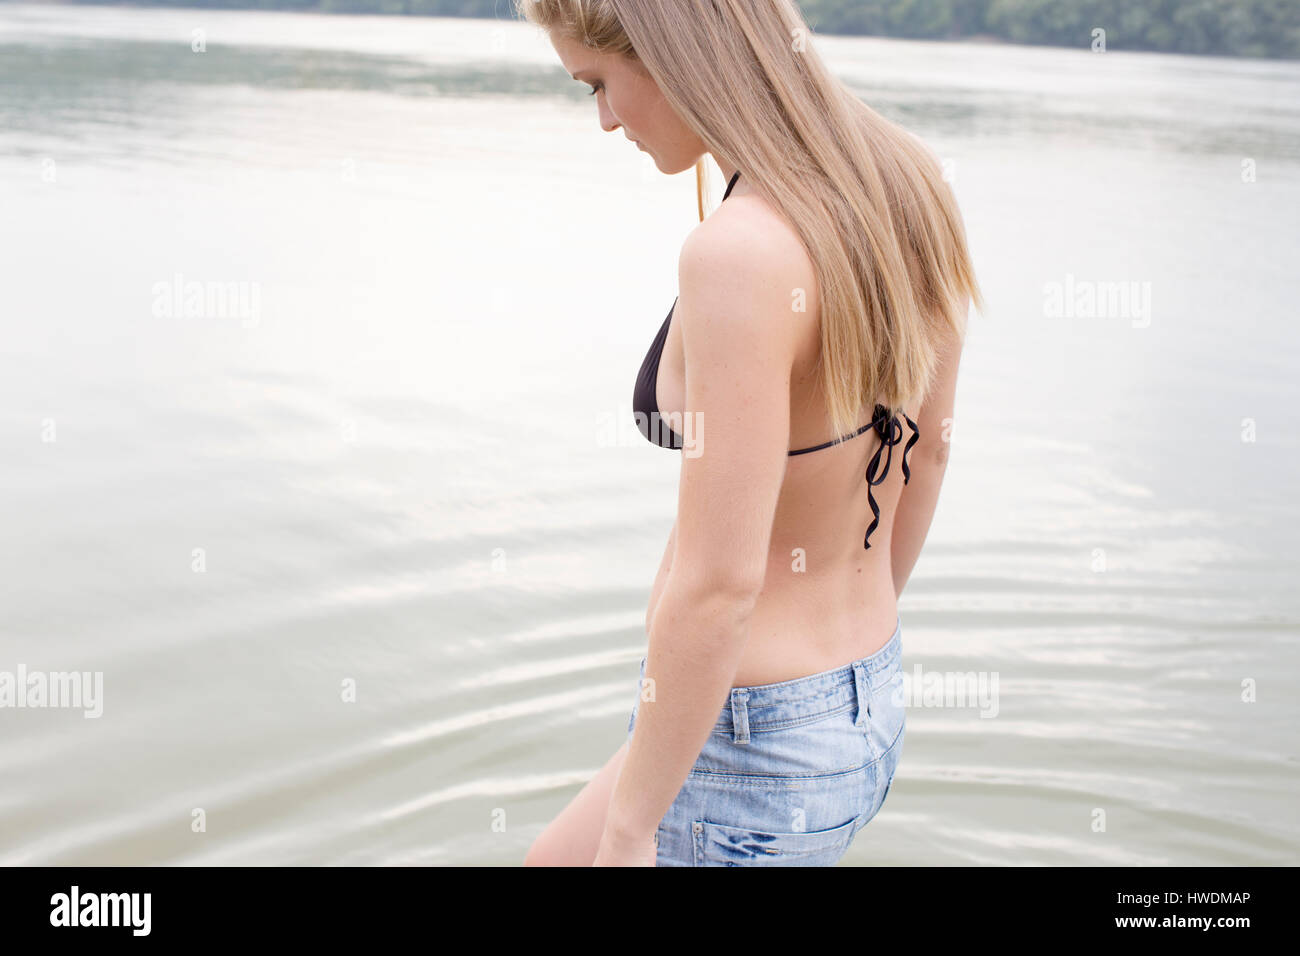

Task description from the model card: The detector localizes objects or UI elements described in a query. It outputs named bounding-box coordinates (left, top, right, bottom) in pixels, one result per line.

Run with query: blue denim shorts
left=626, top=616, right=905, bottom=866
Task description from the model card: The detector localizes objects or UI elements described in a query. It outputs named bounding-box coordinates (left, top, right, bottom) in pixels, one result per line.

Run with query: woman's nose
left=598, top=101, right=620, bottom=133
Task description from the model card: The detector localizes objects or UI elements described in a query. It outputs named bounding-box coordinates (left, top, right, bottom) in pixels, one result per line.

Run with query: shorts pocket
left=691, top=816, right=857, bottom=867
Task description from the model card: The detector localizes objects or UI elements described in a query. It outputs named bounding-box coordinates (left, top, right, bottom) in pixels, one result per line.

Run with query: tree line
left=65, top=0, right=1300, bottom=59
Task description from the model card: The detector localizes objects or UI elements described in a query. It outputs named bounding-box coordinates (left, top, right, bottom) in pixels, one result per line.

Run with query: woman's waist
left=731, top=583, right=899, bottom=686
left=635, top=611, right=902, bottom=731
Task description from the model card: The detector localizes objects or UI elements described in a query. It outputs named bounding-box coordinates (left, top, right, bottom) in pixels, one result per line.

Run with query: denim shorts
left=626, top=616, right=905, bottom=866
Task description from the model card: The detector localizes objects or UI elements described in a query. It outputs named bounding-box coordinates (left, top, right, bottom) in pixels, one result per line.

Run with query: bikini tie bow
left=863, top=403, right=920, bottom=550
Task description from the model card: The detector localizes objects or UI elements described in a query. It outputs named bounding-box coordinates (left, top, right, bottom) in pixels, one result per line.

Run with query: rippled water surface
left=1, top=3, right=1297, bottom=865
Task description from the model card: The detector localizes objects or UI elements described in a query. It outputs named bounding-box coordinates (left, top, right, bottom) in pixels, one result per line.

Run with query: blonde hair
left=516, top=0, right=984, bottom=438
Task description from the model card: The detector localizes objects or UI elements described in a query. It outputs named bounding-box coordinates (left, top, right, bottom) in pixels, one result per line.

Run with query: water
left=1, top=3, right=1297, bottom=866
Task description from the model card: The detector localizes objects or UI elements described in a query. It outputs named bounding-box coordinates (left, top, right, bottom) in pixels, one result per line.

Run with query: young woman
left=517, top=0, right=983, bottom=866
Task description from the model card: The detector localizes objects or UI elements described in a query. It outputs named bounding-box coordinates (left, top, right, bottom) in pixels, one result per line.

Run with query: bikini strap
left=722, top=169, right=740, bottom=200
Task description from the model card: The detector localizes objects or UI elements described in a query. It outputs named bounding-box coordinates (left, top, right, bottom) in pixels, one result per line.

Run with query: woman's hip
left=625, top=616, right=906, bottom=865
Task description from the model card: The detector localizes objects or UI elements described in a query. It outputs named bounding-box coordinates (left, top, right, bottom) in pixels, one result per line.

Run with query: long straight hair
left=517, top=0, right=984, bottom=438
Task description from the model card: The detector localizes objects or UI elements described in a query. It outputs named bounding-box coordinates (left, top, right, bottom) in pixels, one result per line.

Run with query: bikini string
left=863, top=404, right=920, bottom=550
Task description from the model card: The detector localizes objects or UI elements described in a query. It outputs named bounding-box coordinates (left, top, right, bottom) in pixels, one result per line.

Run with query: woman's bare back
left=645, top=179, right=924, bottom=686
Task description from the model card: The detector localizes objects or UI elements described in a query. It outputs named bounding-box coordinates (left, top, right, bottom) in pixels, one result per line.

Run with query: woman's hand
left=592, top=825, right=658, bottom=866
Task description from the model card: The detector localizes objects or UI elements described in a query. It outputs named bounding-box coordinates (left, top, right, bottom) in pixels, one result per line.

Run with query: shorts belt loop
left=852, top=662, right=870, bottom=728
left=730, top=689, right=750, bottom=744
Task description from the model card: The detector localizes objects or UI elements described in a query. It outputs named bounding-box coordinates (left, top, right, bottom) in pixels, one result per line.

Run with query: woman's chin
left=656, top=155, right=694, bottom=176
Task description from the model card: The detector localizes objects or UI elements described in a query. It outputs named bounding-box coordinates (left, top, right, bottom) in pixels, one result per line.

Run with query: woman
left=518, top=0, right=983, bottom=866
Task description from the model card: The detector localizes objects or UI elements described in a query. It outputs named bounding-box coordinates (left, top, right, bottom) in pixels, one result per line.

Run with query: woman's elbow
left=662, top=566, right=763, bottom=621
left=905, top=437, right=951, bottom=477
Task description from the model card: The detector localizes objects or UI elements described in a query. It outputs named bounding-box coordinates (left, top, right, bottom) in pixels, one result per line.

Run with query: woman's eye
left=588, top=83, right=603, bottom=96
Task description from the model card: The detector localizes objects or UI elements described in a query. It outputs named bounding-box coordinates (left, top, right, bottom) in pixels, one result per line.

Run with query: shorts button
left=692, top=822, right=702, bottom=833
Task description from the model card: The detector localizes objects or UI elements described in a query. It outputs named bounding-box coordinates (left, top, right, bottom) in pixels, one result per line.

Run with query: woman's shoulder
left=673, top=182, right=820, bottom=371
left=679, top=182, right=818, bottom=301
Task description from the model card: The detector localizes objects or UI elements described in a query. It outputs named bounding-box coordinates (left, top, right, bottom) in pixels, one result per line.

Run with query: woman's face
left=549, top=31, right=704, bottom=174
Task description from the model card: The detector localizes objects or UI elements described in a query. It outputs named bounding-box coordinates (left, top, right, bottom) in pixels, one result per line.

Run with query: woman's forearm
left=890, top=454, right=947, bottom=598
left=607, top=572, right=755, bottom=840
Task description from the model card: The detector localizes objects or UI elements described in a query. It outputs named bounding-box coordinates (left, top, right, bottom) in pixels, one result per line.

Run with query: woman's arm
left=601, top=217, right=805, bottom=853
left=890, top=309, right=966, bottom=598
left=644, top=520, right=676, bottom=635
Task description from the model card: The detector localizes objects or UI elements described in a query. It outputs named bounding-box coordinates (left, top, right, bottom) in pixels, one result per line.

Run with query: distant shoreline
left=17, top=1, right=1300, bottom=62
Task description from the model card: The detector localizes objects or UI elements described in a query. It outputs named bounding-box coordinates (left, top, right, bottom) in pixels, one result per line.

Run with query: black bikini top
left=631, top=169, right=919, bottom=550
